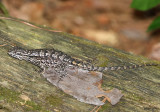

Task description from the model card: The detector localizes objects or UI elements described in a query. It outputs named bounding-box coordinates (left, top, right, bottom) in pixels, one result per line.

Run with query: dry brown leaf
left=43, top=66, right=123, bottom=106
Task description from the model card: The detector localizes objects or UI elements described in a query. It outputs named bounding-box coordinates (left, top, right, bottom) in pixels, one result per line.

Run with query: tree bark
left=0, top=17, right=160, bottom=112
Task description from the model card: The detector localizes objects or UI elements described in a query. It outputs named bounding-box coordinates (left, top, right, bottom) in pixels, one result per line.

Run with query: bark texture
left=0, top=17, right=160, bottom=112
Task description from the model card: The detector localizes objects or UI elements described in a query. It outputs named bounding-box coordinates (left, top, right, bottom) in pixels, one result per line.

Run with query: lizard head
left=8, top=47, right=28, bottom=60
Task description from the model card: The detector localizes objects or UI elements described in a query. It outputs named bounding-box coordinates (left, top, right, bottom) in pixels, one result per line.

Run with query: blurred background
left=1, top=0, right=160, bottom=60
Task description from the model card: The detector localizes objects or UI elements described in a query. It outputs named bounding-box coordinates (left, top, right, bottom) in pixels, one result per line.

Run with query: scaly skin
left=8, top=47, right=159, bottom=80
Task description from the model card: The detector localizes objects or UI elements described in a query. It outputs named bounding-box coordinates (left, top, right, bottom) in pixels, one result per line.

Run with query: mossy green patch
left=95, top=54, right=109, bottom=67
left=0, top=86, right=20, bottom=102
left=98, top=103, right=112, bottom=112
left=25, top=101, right=42, bottom=111
left=45, top=95, right=63, bottom=107
left=127, top=93, right=145, bottom=102
left=0, top=87, right=49, bottom=111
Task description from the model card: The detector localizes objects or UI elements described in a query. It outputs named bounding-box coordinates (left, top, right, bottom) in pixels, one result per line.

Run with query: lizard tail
left=95, top=63, right=159, bottom=72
